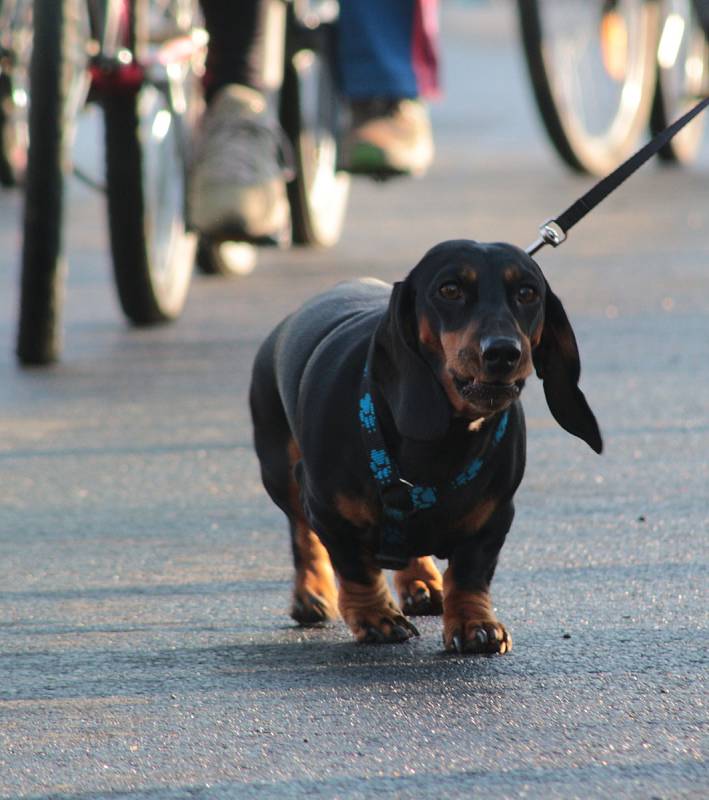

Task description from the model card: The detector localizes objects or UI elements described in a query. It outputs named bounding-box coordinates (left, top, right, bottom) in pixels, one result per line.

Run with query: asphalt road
left=0, top=3, right=707, bottom=798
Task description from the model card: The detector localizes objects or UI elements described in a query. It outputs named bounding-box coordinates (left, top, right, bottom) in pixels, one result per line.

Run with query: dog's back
left=251, top=278, right=390, bottom=438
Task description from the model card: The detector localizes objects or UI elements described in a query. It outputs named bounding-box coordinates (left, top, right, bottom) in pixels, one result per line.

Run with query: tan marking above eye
left=503, top=266, right=522, bottom=282
left=460, top=267, right=477, bottom=284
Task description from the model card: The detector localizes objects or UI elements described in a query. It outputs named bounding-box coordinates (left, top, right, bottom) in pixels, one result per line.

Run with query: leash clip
left=527, top=219, right=567, bottom=255
left=539, top=219, right=566, bottom=247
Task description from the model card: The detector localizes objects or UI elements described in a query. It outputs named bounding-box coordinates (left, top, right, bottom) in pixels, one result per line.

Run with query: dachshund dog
left=250, top=240, right=602, bottom=653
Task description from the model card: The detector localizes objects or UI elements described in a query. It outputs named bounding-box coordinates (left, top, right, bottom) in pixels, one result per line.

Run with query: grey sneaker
left=341, top=98, right=434, bottom=178
left=188, top=84, right=291, bottom=244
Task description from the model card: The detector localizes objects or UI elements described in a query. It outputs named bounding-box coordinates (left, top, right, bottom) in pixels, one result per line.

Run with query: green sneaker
left=341, top=98, right=434, bottom=178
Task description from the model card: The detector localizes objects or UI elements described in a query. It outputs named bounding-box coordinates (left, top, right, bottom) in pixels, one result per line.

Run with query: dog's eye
left=517, top=285, right=538, bottom=304
left=439, top=282, right=463, bottom=301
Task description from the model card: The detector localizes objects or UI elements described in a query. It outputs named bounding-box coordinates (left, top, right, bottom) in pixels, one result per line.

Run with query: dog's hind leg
left=393, top=557, right=443, bottom=616
left=285, top=442, right=339, bottom=625
left=250, top=348, right=338, bottom=626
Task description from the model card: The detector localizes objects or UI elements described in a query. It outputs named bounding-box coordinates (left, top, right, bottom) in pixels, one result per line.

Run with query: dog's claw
left=364, top=626, right=385, bottom=643
left=452, top=633, right=463, bottom=653
left=291, top=592, right=336, bottom=626
left=391, top=624, right=412, bottom=641
left=359, top=615, right=418, bottom=644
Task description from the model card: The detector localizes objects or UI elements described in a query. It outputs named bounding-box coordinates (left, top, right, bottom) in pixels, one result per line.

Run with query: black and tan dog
left=250, top=240, right=601, bottom=654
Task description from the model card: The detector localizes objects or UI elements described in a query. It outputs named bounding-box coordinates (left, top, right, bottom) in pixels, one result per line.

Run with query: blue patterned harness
left=359, top=348, right=510, bottom=569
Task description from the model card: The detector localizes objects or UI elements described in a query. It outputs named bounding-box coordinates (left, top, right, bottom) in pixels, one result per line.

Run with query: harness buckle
left=380, top=479, right=415, bottom=517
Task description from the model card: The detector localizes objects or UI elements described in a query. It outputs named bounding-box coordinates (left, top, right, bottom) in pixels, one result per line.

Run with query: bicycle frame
left=85, top=0, right=206, bottom=99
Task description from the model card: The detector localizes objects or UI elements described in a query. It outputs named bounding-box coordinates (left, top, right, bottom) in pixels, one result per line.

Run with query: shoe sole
left=340, top=142, right=430, bottom=178
left=197, top=223, right=291, bottom=248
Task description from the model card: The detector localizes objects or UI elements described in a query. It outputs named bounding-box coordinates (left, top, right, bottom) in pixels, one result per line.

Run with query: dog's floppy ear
left=533, top=281, right=603, bottom=453
left=372, top=280, right=451, bottom=441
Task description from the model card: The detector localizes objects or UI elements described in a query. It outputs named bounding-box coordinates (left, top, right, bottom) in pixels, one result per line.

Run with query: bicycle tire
left=651, top=0, right=708, bottom=162
left=16, top=0, right=84, bottom=364
left=518, top=0, right=661, bottom=175
left=281, top=14, right=349, bottom=247
left=103, top=1, right=198, bottom=325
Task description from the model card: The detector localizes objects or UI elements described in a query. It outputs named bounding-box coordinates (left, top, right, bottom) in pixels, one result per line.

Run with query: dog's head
left=373, top=239, right=602, bottom=453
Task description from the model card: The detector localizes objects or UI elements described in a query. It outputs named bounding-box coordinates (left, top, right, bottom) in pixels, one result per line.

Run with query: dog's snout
left=481, top=336, right=522, bottom=375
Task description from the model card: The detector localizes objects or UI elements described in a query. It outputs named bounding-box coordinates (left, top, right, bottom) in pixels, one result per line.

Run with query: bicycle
left=518, top=0, right=709, bottom=175
left=17, top=0, right=205, bottom=365
left=651, top=0, right=709, bottom=161
left=0, top=0, right=32, bottom=186
left=16, top=0, right=349, bottom=363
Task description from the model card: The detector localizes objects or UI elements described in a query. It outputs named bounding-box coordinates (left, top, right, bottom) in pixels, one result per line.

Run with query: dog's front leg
left=306, top=497, right=420, bottom=644
left=310, top=518, right=418, bottom=644
left=338, top=569, right=419, bottom=644
left=442, top=502, right=514, bottom=655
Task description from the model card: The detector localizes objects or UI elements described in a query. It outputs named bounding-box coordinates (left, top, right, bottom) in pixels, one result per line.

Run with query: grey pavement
left=0, top=3, right=707, bottom=798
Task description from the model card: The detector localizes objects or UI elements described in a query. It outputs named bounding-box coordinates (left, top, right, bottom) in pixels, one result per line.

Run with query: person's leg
left=338, top=0, right=440, bottom=176
left=190, top=0, right=290, bottom=243
left=200, top=0, right=266, bottom=100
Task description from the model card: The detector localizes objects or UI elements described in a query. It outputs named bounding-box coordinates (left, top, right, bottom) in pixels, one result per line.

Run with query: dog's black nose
left=481, top=336, right=522, bottom=375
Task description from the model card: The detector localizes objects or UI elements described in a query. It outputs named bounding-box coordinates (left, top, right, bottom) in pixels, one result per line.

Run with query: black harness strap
left=527, top=95, right=709, bottom=256
left=358, top=340, right=511, bottom=569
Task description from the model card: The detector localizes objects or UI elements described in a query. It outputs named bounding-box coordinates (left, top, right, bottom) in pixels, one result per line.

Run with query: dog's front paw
left=338, top=575, right=419, bottom=644
left=443, top=618, right=511, bottom=654
left=354, top=610, right=420, bottom=644
left=394, top=556, right=443, bottom=617
left=442, top=587, right=511, bottom=655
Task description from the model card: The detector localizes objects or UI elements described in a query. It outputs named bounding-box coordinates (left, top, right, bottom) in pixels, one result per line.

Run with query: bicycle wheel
left=281, top=6, right=350, bottom=247
left=0, top=0, right=32, bottom=186
left=16, top=0, right=89, bottom=365
left=518, top=0, right=661, bottom=175
left=651, top=0, right=709, bottom=162
left=103, top=0, right=201, bottom=325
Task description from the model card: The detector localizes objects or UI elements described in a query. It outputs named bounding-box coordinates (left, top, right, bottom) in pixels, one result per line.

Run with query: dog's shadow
left=204, top=619, right=511, bottom=694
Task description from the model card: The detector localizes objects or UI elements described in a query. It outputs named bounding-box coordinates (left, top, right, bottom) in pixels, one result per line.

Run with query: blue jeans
left=338, top=0, right=439, bottom=99
left=199, top=0, right=439, bottom=101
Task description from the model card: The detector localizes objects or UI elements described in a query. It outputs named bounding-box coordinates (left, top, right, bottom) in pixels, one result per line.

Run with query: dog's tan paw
left=442, top=581, right=511, bottom=655
left=290, top=590, right=339, bottom=626
left=353, top=610, right=420, bottom=644
left=339, top=574, right=419, bottom=644
left=394, top=557, right=443, bottom=617
left=443, top=617, right=511, bottom=654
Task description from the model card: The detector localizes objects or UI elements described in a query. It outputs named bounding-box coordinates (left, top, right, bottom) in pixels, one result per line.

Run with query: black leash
left=527, top=95, right=709, bottom=256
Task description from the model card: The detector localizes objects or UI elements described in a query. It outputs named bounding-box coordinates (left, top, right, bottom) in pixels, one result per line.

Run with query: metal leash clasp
left=526, top=219, right=567, bottom=256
